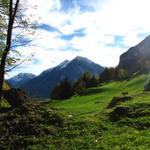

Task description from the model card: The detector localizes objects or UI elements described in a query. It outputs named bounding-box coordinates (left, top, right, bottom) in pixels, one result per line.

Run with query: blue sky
left=9, top=0, right=150, bottom=77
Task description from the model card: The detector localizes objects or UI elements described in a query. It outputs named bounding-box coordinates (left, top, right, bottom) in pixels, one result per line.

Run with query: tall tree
left=0, top=0, right=34, bottom=107
left=51, top=78, right=73, bottom=100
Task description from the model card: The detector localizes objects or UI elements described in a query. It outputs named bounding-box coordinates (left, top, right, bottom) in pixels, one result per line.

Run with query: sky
left=9, top=0, right=150, bottom=77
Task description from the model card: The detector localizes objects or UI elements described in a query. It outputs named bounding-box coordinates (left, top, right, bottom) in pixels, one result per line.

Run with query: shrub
left=2, top=88, right=28, bottom=108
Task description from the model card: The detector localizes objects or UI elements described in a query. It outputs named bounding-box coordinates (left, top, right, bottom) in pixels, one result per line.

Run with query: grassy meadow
left=50, top=74, right=148, bottom=117
left=1, top=74, right=150, bottom=149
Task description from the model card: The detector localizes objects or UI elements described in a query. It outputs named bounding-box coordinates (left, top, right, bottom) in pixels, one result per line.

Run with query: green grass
left=1, top=74, right=150, bottom=149
left=29, top=91, right=150, bottom=149
left=50, top=74, right=148, bottom=117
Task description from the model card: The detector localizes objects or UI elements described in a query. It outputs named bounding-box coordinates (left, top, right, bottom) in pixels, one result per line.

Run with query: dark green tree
left=100, top=67, right=116, bottom=83
left=51, top=78, right=73, bottom=100
left=100, top=67, right=130, bottom=83
left=73, top=72, right=99, bottom=94
left=73, top=78, right=86, bottom=95
left=115, top=68, right=129, bottom=80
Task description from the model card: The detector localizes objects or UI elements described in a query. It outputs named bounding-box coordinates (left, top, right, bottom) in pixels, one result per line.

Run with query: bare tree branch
left=5, top=54, right=33, bottom=72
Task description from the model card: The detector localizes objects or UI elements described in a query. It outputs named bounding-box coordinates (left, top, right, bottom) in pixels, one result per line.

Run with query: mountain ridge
left=118, top=35, right=150, bottom=74
left=20, top=56, right=104, bottom=98
left=7, top=73, right=36, bottom=88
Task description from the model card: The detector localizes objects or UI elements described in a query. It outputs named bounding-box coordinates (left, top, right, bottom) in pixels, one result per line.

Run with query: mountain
left=21, top=56, right=104, bottom=98
left=118, top=35, right=150, bottom=74
left=8, top=73, right=36, bottom=88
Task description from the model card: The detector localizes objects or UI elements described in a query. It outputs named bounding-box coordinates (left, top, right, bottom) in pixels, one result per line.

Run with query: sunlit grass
left=50, top=74, right=148, bottom=117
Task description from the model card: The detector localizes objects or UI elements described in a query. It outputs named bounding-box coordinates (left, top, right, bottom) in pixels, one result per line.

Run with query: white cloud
left=9, top=0, right=150, bottom=77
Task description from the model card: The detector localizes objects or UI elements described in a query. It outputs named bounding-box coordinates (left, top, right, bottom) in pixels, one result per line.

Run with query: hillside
left=50, top=74, right=148, bottom=116
left=118, top=35, right=150, bottom=74
left=21, top=56, right=104, bottom=98
left=1, top=74, right=150, bottom=149
left=7, top=73, right=36, bottom=88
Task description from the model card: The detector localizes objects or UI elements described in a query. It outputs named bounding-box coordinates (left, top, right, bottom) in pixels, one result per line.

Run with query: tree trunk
left=0, top=46, right=10, bottom=108
left=0, top=67, right=5, bottom=108
left=0, top=0, right=20, bottom=108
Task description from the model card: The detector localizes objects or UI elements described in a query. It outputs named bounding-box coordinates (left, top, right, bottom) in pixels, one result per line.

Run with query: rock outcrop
left=118, top=35, right=150, bottom=74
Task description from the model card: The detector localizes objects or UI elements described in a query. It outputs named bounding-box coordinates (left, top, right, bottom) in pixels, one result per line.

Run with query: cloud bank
left=9, top=0, right=150, bottom=77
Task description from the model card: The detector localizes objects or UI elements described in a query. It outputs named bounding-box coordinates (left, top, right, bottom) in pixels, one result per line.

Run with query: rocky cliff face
left=118, top=35, right=150, bottom=74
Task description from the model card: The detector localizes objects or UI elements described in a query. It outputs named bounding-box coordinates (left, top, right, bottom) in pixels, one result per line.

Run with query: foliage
left=50, top=74, right=148, bottom=116
left=0, top=0, right=36, bottom=105
left=107, top=95, right=133, bottom=108
left=73, top=72, right=99, bottom=95
left=51, top=73, right=99, bottom=100
left=0, top=81, right=10, bottom=107
left=2, top=88, right=28, bottom=108
left=0, top=101, right=67, bottom=150
left=0, top=0, right=35, bottom=71
left=51, top=78, right=73, bottom=100
left=100, top=67, right=129, bottom=83
left=1, top=79, right=150, bottom=149
left=116, top=67, right=129, bottom=80
left=100, top=67, right=116, bottom=82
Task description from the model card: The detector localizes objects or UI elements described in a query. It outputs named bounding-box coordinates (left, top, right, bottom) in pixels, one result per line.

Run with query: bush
left=107, top=96, right=133, bottom=108
left=2, top=88, right=28, bottom=108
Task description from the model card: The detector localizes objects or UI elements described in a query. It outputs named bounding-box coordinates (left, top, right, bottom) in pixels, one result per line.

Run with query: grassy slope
left=50, top=74, right=148, bottom=117
left=45, top=74, right=150, bottom=149
left=1, top=74, right=150, bottom=149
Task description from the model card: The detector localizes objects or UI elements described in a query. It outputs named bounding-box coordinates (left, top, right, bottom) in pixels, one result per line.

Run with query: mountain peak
left=10, top=73, right=36, bottom=80
left=75, top=56, right=87, bottom=60
left=72, top=56, right=93, bottom=64
left=8, top=73, right=36, bottom=87
left=118, top=35, right=150, bottom=74
left=21, top=56, right=104, bottom=98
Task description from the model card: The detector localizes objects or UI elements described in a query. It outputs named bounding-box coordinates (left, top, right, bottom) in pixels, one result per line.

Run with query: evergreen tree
left=115, top=68, right=129, bottom=80
left=51, top=78, right=73, bottom=100
left=73, top=78, right=86, bottom=95
left=100, top=67, right=129, bottom=83
left=73, top=72, right=99, bottom=94
left=100, top=67, right=116, bottom=83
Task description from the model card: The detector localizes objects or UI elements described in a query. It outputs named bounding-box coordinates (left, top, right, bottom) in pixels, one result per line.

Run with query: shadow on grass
left=79, top=88, right=106, bottom=96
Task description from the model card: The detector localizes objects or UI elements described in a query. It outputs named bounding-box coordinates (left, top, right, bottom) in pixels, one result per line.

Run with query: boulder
left=110, top=106, right=129, bottom=121
left=107, top=96, right=133, bottom=108
left=113, top=106, right=129, bottom=116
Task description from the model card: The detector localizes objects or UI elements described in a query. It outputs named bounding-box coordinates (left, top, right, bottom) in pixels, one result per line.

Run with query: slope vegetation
left=0, top=74, right=150, bottom=149
left=50, top=74, right=148, bottom=116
